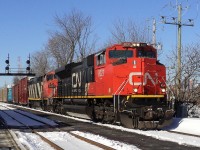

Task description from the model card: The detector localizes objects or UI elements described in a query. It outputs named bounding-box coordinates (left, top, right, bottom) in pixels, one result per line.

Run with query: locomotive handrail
left=113, top=78, right=128, bottom=113
left=117, top=79, right=129, bottom=112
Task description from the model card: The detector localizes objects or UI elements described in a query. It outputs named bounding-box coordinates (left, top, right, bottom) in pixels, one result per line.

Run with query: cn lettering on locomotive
left=72, top=72, right=82, bottom=88
left=129, top=72, right=157, bottom=86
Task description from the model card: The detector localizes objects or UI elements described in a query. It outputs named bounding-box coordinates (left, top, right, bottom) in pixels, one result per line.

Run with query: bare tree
left=47, top=9, right=96, bottom=67
left=31, top=50, right=52, bottom=76
left=47, top=34, right=69, bottom=67
left=13, top=76, right=20, bottom=85
left=166, top=43, right=200, bottom=116
left=106, top=19, right=150, bottom=46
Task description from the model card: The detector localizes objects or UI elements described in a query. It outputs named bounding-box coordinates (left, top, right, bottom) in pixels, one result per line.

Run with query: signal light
left=5, top=54, right=10, bottom=73
left=5, top=60, right=9, bottom=64
left=26, top=60, right=30, bottom=64
left=26, top=67, right=30, bottom=71
left=5, top=66, right=9, bottom=70
left=26, top=54, right=31, bottom=72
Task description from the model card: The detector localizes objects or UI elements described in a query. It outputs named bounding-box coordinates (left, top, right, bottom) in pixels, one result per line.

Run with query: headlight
left=161, top=88, right=166, bottom=93
left=133, top=88, right=138, bottom=93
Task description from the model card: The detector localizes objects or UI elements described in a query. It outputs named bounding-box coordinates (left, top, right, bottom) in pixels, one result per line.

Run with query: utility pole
left=161, top=4, right=194, bottom=101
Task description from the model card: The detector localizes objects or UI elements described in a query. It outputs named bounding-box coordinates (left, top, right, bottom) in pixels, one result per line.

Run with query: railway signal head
left=26, top=60, right=30, bottom=64
left=26, top=66, right=30, bottom=71
left=5, top=59, right=9, bottom=64
left=5, top=66, right=9, bottom=70
left=5, top=54, right=10, bottom=73
left=26, top=54, right=31, bottom=72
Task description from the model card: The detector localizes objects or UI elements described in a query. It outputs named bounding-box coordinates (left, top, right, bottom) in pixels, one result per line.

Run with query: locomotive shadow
left=0, top=109, right=72, bottom=130
left=161, top=117, right=182, bottom=130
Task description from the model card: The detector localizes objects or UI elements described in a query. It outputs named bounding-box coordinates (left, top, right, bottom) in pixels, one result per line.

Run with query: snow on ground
left=94, top=120, right=200, bottom=147
left=71, top=131, right=140, bottom=150
left=39, top=132, right=102, bottom=150
left=0, top=103, right=140, bottom=150
left=15, top=131, right=103, bottom=150
left=0, top=108, right=22, bottom=126
left=14, top=130, right=140, bottom=150
left=15, top=131, right=55, bottom=150
left=1, top=102, right=200, bottom=148
left=16, top=109, right=58, bottom=126
left=163, top=118, right=200, bottom=136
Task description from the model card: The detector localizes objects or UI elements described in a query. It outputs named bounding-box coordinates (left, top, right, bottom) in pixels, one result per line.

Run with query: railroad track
left=6, top=103, right=200, bottom=150
left=0, top=116, right=23, bottom=150
left=0, top=104, right=114, bottom=150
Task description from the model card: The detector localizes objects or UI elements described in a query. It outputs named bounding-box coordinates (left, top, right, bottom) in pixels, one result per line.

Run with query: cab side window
left=47, top=74, right=54, bottom=81
left=97, top=52, right=106, bottom=66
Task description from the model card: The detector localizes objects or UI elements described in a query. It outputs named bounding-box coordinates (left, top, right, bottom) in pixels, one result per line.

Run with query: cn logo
left=72, top=72, right=82, bottom=88
left=129, top=72, right=157, bottom=86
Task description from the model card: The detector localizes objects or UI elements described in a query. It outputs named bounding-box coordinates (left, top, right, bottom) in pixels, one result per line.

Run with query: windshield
left=138, top=50, right=155, bottom=58
left=109, top=50, right=133, bottom=58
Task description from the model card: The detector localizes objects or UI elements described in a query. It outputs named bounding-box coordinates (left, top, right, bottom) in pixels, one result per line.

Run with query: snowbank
left=164, top=118, right=200, bottom=136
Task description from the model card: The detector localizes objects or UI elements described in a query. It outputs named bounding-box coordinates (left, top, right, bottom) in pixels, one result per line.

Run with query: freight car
left=0, top=85, right=13, bottom=103
left=0, top=86, right=8, bottom=102
left=36, top=42, right=174, bottom=129
left=7, top=86, right=13, bottom=103
left=12, top=84, right=19, bottom=104
left=12, top=77, right=31, bottom=105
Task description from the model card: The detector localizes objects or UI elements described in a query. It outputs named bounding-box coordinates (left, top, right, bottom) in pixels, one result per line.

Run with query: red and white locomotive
left=11, top=42, right=174, bottom=129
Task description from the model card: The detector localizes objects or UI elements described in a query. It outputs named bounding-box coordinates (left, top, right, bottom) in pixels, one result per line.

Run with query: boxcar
left=12, top=84, right=19, bottom=104
left=0, top=87, right=8, bottom=102
left=18, top=77, right=29, bottom=105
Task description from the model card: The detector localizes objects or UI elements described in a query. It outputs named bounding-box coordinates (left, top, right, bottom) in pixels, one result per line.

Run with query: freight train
left=0, top=42, right=174, bottom=129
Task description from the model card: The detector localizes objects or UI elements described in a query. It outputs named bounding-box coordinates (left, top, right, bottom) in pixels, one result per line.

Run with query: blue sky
left=0, top=0, right=199, bottom=87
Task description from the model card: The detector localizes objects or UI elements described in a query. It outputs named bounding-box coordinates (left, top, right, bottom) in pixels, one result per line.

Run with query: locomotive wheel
left=47, top=105, right=54, bottom=112
left=120, top=111, right=139, bottom=129
left=86, top=106, right=97, bottom=122
left=102, top=100, right=115, bottom=124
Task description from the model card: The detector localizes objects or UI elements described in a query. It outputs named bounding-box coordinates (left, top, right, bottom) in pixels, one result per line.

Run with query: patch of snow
left=71, top=131, right=140, bottom=150
left=163, top=118, right=200, bottom=136
left=39, top=131, right=102, bottom=150
left=15, top=131, right=54, bottom=150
